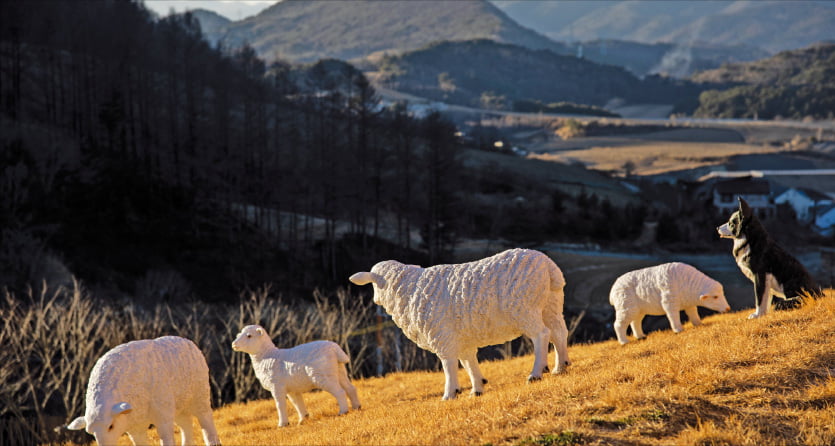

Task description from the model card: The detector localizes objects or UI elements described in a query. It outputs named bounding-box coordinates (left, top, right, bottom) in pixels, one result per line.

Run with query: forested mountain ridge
left=692, top=42, right=835, bottom=119
left=372, top=39, right=705, bottom=113
left=494, top=0, right=835, bottom=54
left=193, top=0, right=569, bottom=63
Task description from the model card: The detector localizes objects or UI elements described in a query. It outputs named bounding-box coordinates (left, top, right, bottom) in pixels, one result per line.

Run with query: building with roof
left=712, top=176, right=774, bottom=218
left=774, top=187, right=834, bottom=223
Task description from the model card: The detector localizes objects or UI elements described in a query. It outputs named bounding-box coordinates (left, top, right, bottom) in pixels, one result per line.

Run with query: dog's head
left=717, top=197, right=753, bottom=239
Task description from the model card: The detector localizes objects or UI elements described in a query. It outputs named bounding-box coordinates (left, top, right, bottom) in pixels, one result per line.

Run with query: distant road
left=370, top=80, right=835, bottom=131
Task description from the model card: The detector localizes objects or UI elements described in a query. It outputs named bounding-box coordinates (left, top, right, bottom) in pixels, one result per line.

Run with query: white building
left=774, top=187, right=833, bottom=223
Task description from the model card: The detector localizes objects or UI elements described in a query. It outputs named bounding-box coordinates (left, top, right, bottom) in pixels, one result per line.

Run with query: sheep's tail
left=334, top=343, right=350, bottom=364
left=545, top=255, right=566, bottom=292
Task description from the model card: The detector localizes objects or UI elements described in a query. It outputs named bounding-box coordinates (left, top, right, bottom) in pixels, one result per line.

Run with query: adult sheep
left=349, top=248, right=569, bottom=400
left=609, top=262, right=731, bottom=344
left=67, top=336, right=220, bottom=446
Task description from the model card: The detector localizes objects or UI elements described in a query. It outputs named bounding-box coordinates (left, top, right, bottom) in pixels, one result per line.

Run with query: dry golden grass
left=70, top=291, right=835, bottom=446
left=529, top=141, right=783, bottom=176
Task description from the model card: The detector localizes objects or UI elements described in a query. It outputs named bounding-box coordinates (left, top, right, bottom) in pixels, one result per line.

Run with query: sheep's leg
left=287, top=392, right=309, bottom=422
left=338, top=364, right=361, bottom=409
left=526, top=324, right=550, bottom=382
left=272, top=389, right=290, bottom=427
left=320, top=381, right=350, bottom=415
left=195, top=409, right=221, bottom=446
left=174, top=414, right=194, bottom=446
left=440, top=355, right=460, bottom=400
left=662, top=300, right=684, bottom=333
left=684, top=306, right=702, bottom=326
left=127, top=428, right=151, bottom=446
left=155, top=420, right=176, bottom=446
left=630, top=314, right=646, bottom=339
left=613, top=310, right=632, bottom=344
left=459, top=351, right=486, bottom=396
left=550, top=313, right=570, bottom=373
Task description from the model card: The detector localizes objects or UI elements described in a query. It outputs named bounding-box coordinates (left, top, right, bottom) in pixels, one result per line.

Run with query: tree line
left=0, top=0, right=465, bottom=301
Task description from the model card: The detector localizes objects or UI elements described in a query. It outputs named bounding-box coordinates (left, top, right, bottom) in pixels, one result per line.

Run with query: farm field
left=62, top=291, right=835, bottom=445
left=528, top=135, right=784, bottom=177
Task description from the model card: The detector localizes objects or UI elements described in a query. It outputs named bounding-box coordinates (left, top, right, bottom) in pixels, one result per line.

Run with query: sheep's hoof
left=482, top=378, right=488, bottom=385
left=542, top=365, right=550, bottom=374
left=473, top=391, right=483, bottom=397
left=455, top=388, right=461, bottom=395
left=527, top=375, right=542, bottom=383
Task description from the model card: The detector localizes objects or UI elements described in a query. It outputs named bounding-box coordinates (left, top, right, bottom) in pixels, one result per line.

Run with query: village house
left=774, top=187, right=834, bottom=223
left=712, top=176, right=774, bottom=218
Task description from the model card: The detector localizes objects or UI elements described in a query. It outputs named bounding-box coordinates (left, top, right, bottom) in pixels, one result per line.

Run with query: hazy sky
left=142, top=0, right=276, bottom=21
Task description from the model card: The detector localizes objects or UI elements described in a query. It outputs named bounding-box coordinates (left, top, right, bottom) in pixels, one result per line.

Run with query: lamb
left=349, top=248, right=569, bottom=400
left=231, top=325, right=361, bottom=427
left=67, top=336, right=220, bottom=446
left=609, top=262, right=731, bottom=345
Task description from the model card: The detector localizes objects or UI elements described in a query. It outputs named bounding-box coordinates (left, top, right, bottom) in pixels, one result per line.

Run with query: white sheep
left=609, top=262, right=731, bottom=344
left=349, top=248, right=569, bottom=400
left=67, top=336, right=220, bottom=446
left=231, top=325, right=361, bottom=427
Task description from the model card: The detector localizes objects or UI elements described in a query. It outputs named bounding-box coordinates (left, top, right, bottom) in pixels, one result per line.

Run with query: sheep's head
left=699, top=281, right=731, bottom=313
left=232, top=325, right=273, bottom=354
left=67, top=402, right=132, bottom=445
left=350, top=262, right=394, bottom=305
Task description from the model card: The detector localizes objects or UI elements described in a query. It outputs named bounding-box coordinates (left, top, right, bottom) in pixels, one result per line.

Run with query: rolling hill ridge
left=198, top=0, right=568, bottom=63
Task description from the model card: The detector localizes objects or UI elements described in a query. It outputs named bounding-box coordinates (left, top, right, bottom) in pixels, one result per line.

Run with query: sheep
left=349, top=248, right=569, bottom=400
left=231, top=325, right=361, bottom=427
left=67, top=336, right=220, bottom=446
left=609, top=262, right=731, bottom=344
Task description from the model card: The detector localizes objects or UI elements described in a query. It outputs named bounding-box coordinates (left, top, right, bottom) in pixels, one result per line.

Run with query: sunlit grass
left=68, top=291, right=835, bottom=445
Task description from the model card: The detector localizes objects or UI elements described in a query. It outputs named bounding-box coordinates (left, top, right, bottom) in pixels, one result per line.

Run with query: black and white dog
left=717, top=197, right=821, bottom=319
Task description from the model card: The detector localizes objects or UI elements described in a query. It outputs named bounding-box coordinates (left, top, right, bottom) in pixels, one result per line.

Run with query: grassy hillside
left=207, top=0, right=568, bottom=62
left=76, top=291, right=835, bottom=445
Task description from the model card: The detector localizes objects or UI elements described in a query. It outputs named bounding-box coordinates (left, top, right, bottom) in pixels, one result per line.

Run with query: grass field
left=68, top=291, right=835, bottom=446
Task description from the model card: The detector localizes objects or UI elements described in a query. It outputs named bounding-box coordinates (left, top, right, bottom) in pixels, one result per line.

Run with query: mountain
left=199, top=0, right=568, bottom=63
left=691, top=42, right=835, bottom=86
left=371, top=39, right=703, bottom=112
left=692, top=42, right=835, bottom=119
left=186, top=8, right=232, bottom=42
left=493, top=0, right=835, bottom=53
left=575, top=39, right=769, bottom=78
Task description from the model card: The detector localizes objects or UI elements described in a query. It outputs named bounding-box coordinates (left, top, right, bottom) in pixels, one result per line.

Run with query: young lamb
left=67, top=336, right=220, bottom=446
left=349, top=248, right=569, bottom=400
left=609, top=262, right=731, bottom=344
left=232, top=325, right=360, bottom=427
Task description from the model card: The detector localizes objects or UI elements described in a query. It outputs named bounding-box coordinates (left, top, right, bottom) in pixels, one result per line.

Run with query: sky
left=142, top=0, right=276, bottom=21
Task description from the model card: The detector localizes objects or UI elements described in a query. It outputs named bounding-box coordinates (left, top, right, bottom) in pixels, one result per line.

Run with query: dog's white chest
left=733, top=239, right=755, bottom=281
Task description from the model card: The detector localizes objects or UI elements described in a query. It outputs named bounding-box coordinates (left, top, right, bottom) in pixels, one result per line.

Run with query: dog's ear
left=737, top=197, right=752, bottom=220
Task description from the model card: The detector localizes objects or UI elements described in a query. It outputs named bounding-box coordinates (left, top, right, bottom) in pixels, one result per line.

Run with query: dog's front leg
left=749, top=274, right=771, bottom=319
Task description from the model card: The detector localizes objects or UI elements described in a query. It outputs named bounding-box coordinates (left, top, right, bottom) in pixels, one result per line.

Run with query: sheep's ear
left=699, top=294, right=716, bottom=301
left=111, top=402, right=132, bottom=416
left=67, top=417, right=86, bottom=430
left=255, top=327, right=264, bottom=336
left=349, top=272, right=386, bottom=289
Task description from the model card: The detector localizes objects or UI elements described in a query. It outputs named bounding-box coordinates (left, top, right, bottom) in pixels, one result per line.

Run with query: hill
left=165, top=292, right=835, bottom=445
left=186, top=8, right=231, bottom=40
left=692, top=43, right=835, bottom=119
left=199, top=0, right=568, bottom=63
left=371, top=39, right=704, bottom=112
left=576, top=39, right=769, bottom=78
left=494, top=0, right=835, bottom=54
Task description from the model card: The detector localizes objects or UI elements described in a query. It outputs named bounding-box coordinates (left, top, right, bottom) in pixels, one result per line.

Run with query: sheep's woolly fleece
left=609, top=262, right=726, bottom=311
left=358, top=248, right=566, bottom=356
left=76, top=336, right=218, bottom=445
